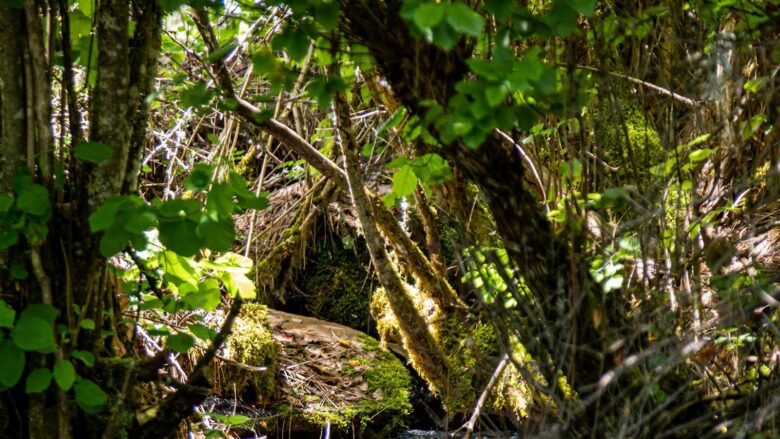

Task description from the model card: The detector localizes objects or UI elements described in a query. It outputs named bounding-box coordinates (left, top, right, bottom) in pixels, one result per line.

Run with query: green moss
left=299, top=238, right=374, bottom=330
left=373, top=284, right=561, bottom=420
left=597, top=100, right=663, bottom=183
left=437, top=317, right=502, bottom=413
left=353, top=334, right=412, bottom=432
left=222, top=303, right=280, bottom=402
left=273, top=333, right=411, bottom=437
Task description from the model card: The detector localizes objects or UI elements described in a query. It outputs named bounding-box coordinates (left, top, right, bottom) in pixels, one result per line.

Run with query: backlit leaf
left=392, top=165, right=418, bottom=197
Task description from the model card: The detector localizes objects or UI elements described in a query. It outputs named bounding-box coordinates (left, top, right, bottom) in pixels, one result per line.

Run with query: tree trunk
left=1, top=0, right=163, bottom=436
left=338, top=0, right=612, bottom=396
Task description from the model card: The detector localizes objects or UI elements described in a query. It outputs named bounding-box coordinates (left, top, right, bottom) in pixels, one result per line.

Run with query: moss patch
left=290, top=334, right=411, bottom=436
left=298, top=238, right=374, bottom=331
left=220, top=303, right=280, bottom=403
left=265, top=310, right=412, bottom=437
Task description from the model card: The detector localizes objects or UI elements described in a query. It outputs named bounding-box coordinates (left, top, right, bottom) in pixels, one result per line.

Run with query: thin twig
left=575, top=65, right=701, bottom=107
left=457, top=351, right=510, bottom=439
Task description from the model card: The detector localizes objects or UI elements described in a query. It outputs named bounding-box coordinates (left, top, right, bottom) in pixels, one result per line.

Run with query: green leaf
left=221, top=272, right=256, bottom=299
left=271, top=25, right=311, bottom=62
left=53, top=360, right=76, bottom=391
left=602, top=275, right=624, bottom=293
left=22, top=304, right=59, bottom=324
left=188, top=323, right=217, bottom=341
left=208, top=413, right=252, bottom=426
left=0, top=194, right=13, bottom=212
left=0, top=340, right=24, bottom=387
left=205, top=41, right=237, bottom=61
left=158, top=219, right=201, bottom=257
left=378, top=108, right=408, bottom=136
left=209, top=252, right=253, bottom=272
left=89, top=196, right=125, bottom=231
left=251, top=49, right=279, bottom=75
left=567, top=0, right=596, bottom=16
left=156, top=198, right=203, bottom=219
left=0, top=300, right=15, bottom=328
left=560, top=158, right=583, bottom=184
left=74, top=379, right=107, bottom=413
left=180, top=83, right=214, bottom=109
left=11, top=315, right=56, bottom=352
left=485, top=0, right=513, bottom=19
left=17, top=184, right=50, bottom=216
left=25, top=368, right=52, bottom=394
left=72, top=350, right=95, bottom=367
left=688, top=148, right=714, bottom=162
left=411, top=154, right=452, bottom=183
left=10, top=264, right=28, bottom=280
left=79, top=319, right=96, bottom=330
left=74, top=142, right=113, bottom=164
left=413, top=2, right=446, bottom=29
left=196, top=217, right=235, bottom=253
left=12, top=167, right=34, bottom=193
left=168, top=333, right=195, bottom=353
left=206, top=183, right=235, bottom=221
left=228, top=171, right=254, bottom=197
left=485, top=84, right=507, bottom=107
left=446, top=3, right=485, bottom=37
left=392, top=165, right=418, bottom=197
left=313, top=2, right=340, bottom=31
left=158, top=251, right=199, bottom=285
left=99, top=223, right=131, bottom=257
left=184, top=279, right=222, bottom=311
left=123, top=209, right=156, bottom=234
left=236, top=193, right=269, bottom=210
left=743, top=77, right=766, bottom=93
left=184, top=164, right=213, bottom=191
left=430, top=20, right=458, bottom=50
left=0, top=229, right=19, bottom=250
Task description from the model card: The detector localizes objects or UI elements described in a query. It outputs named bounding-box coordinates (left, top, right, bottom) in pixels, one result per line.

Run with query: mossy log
left=209, top=307, right=412, bottom=437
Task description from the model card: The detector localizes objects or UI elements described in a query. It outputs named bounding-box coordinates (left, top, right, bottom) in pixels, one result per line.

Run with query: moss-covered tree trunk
left=338, top=0, right=613, bottom=398
left=331, top=60, right=453, bottom=394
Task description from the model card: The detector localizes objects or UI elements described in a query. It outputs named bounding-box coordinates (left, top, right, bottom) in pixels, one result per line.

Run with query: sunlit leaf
left=392, top=165, right=418, bottom=197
